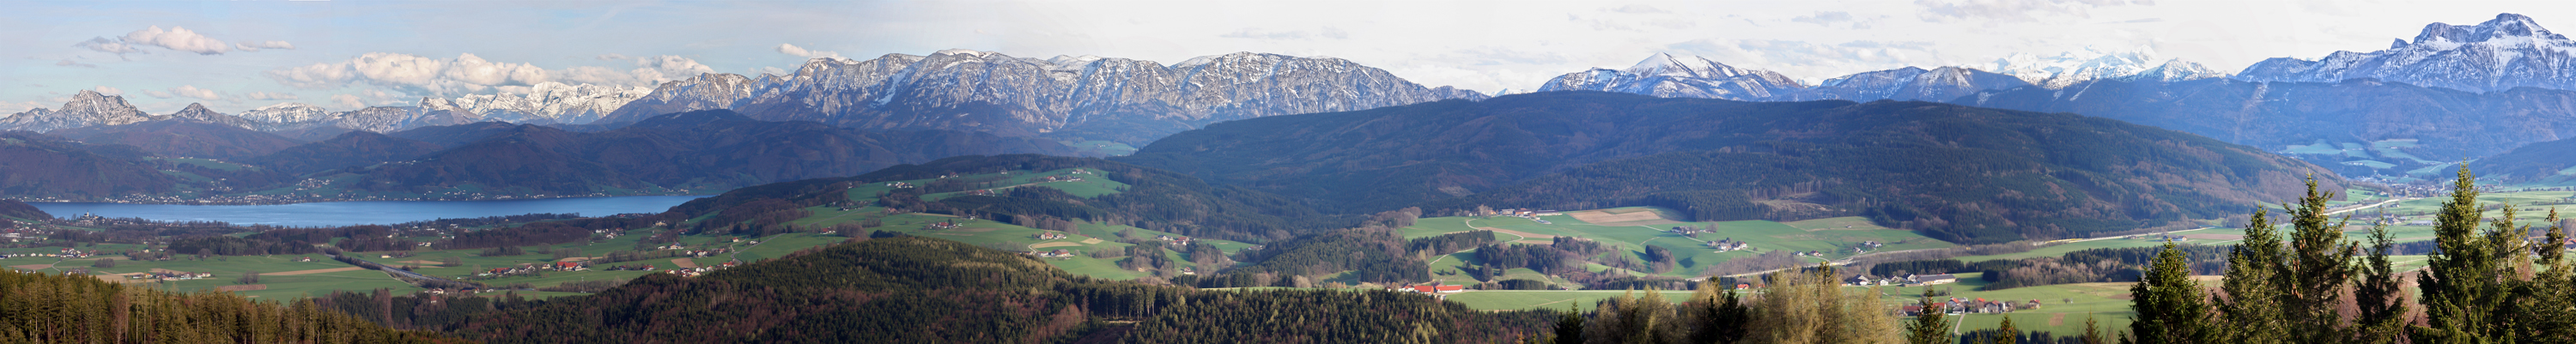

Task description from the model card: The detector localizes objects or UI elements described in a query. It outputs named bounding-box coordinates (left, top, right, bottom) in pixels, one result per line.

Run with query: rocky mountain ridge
left=2235, top=13, right=2576, bottom=93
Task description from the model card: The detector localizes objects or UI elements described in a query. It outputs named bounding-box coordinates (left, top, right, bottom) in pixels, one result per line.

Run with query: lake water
left=27, top=196, right=708, bottom=227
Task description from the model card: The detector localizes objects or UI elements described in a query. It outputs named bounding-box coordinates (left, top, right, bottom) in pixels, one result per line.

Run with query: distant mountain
left=1535, top=53, right=1807, bottom=100
left=2236, top=13, right=2576, bottom=93
left=599, top=50, right=1488, bottom=144
left=440, top=82, right=647, bottom=124
left=1778, top=66, right=2033, bottom=102
left=0, top=90, right=161, bottom=133
left=1953, top=77, right=2576, bottom=177
left=47, top=118, right=301, bottom=160
left=331, top=110, right=1080, bottom=196
left=1990, top=47, right=2227, bottom=88
left=241, top=130, right=445, bottom=174
left=0, top=131, right=181, bottom=198
left=1120, top=91, right=2341, bottom=244
left=388, top=122, right=524, bottom=148
left=164, top=103, right=256, bottom=129
left=2468, top=136, right=2576, bottom=182
left=238, top=102, right=336, bottom=129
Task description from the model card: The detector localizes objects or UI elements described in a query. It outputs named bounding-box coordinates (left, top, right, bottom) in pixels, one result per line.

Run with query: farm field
left=1400, top=208, right=1958, bottom=278
left=1445, top=290, right=1699, bottom=313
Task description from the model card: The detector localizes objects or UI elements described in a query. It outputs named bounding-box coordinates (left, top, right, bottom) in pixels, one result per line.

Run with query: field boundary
left=267, top=267, right=367, bottom=276
left=671, top=258, right=699, bottom=269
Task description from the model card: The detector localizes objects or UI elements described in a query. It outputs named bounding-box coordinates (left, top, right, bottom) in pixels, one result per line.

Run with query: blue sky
left=3, top=0, right=2570, bottom=114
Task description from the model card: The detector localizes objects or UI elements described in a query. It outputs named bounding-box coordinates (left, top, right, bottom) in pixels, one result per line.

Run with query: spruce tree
left=1993, top=316, right=2018, bottom=344
left=2220, top=208, right=2287, bottom=344
left=1691, top=283, right=1749, bottom=344
left=1554, top=304, right=1585, bottom=344
left=2126, top=241, right=2214, bottom=344
left=2082, top=316, right=2107, bottom=344
left=2412, top=166, right=2506, bottom=343
left=1905, top=297, right=1952, bottom=344
left=2510, top=210, right=2572, bottom=343
left=2352, top=220, right=2409, bottom=344
left=2281, top=177, right=2357, bottom=343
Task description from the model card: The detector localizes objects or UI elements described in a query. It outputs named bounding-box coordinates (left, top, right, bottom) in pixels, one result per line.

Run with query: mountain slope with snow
left=0, top=90, right=161, bottom=133
left=2236, top=13, right=2576, bottom=93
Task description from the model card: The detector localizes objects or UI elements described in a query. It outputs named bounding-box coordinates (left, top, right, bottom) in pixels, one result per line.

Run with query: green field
left=1060, top=140, right=1142, bottom=156
left=1445, top=290, right=1700, bottom=312
left=1402, top=209, right=1957, bottom=278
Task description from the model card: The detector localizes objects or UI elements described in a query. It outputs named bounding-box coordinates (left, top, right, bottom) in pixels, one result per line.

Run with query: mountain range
left=2237, top=13, right=2576, bottom=94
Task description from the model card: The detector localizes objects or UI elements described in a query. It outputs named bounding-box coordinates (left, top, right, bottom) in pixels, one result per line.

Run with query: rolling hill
left=1118, top=91, right=2341, bottom=243
left=47, top=118, right=301, bottom=160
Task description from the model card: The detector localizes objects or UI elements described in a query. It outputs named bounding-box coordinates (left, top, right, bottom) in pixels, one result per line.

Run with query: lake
left=27, top=196, right=708, bottom=227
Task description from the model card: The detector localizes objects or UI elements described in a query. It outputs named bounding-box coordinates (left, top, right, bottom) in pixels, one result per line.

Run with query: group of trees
left=1546, top=265, right=1896, bottom=344
left=2122, top=170, right=2576, bottom=343
left=0, top=268, right=460, bottom=343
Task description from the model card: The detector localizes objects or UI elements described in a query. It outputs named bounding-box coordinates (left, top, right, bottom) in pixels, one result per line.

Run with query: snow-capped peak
left=1990, top=45, right=2189, bottom=88
left=1624, top=53, right=1747, bottom=80
left=2235, top=13, right=2576, bottom=93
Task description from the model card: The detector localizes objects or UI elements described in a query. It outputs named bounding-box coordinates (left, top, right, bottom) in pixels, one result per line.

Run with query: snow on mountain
left=1535, top=53, right=1806, bottom=100
left=2235, top=13, right=2576, bottom=93
left=238, top=103, right=334, bottom=124
left=0, top=90, right=161, bottom=132
left=167, top=103, right=254, bottom=129
left=599, top=50, right=1486, bottom=143
left=440, top=82, right=650, bottom=124
left=1989, top=46, right=2227, bottom=88
left=1783, top=66, right=2034, bottom=102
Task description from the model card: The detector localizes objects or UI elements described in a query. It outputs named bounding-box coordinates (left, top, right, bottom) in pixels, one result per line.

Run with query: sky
left=3, top=0, right=2570, bottom=114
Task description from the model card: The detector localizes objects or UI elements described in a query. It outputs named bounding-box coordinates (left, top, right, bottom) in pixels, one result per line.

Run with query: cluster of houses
left=667, top=262, right=739, bottom=278
left=1388, top=283, right=1467, bottom=299
left=1034, top=232, right=1070, bottom=240
left=1844, top=274, right=1958, bottom=287
left=1902, top=297, right=2043, bottom=316
left=1704, top=238, right=1750, bottom=251
left=927, top=220, right=963, bottom=230
left=2, top=248, right=95, bottom=259
left=883, top=181, right=917, bottom=189
left=122, top=270, right=213, bottom=281
left=1789, top=250, right=1826, bottom=257
left=963, top=190, right=995, bottom=196
left=1156, top=235, right=1194, bottom=246
left=1851, top=241, right=1885, bottom=254
left=1667, top=226, right=1715, bottom=235
left=1033, top=249, right=1077, bottom=258
left=1036, top=175, right=1085, bottom=183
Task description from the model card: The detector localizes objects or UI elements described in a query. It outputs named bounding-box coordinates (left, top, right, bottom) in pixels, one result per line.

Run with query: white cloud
left=168, top=85, right=222, bottom=100
left=92, top=86, right=122, bottom=95
left=1914, top=0, right=2155, bottom=23
left=267, top=52, right=711, bottom=96
left=243, top=92, right=296, bottom=100
left=234, top=40, right=295, bottom=51
left=775, top=44, right=841, bottom=59
left=331, top=94, right=365, bottom=109
left=75, top=37, right=143, bottom=55
left=55, top=59, right=99, bottom=68
left=122, top=26, right=232, bottom=55
left=597, top=53, right=630, bottom=61
left=1792, top=11, right=1856, bottom=25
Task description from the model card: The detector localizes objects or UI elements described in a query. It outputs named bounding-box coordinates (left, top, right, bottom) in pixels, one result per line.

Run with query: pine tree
left=2220, top=208, right=2287, bottom=344
left=1691, top=282, right=1750, bottom=344
left=2352, top=220, right=2410, bottom=344
left=2413, top=166, right=2506, bottom=344
left=1553, top=304, right=1586, bottom=344
left=2282, top=177, right=2358, bottom=344
left=2126, top=241, right=2215, bottom=344
left=1993, top=316, right=2019, bottom=344
left=1905, top=297, right=1953, bottom=344
left=2082, top=316, right=2107, bottom=344
left=2511, top=209, right=2573, bottom=343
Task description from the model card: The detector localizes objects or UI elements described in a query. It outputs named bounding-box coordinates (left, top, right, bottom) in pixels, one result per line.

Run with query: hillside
left=1121, top=91, right=2340, bottom=243
left=242, top=131, right=447, bottom=174
left=448, top=237, right=1552, bottom=343
left=332, top=111, right=1081, bottom=197
left=2469, top=136, right=2576, bottom=182
left=47, top=119, right=301, bottom=160
left=663, top=154, right=1344, bottom=242
left=0, top=131, right=183, bottom=198
left=1954, top=78, right=2576, bottom=178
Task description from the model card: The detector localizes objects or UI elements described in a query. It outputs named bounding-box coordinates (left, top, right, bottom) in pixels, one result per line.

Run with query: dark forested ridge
left=1120, top=91, right=2340, bottom=243
left=47, top=119, right=302, bottom=160
left=242, top=130, right=447, bottom=174
left=2469, top=135, right=2576, bottom=182
left=447, top=236, right=1552, bottom=343
left=0, top=131, right=183, bottom=198
left=1953, top=77, right=2576, bottom=176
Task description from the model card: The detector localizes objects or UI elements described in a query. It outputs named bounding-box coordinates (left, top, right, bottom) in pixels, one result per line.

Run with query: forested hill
left=448, top=237, right=1552, bottom=343
left=659, top=154, right=1348, bottom=242
left=0, top=269, right=463, bottom=343
left=1118, top=91, right=2341, bottom=244
left=2470, top=136, right=2576, bottom=182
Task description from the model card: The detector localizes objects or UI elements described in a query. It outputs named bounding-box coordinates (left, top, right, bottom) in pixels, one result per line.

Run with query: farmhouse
left=1907, top=274, right=1958, bottom=286
left=1390, top=284, right=1466, bottom=294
